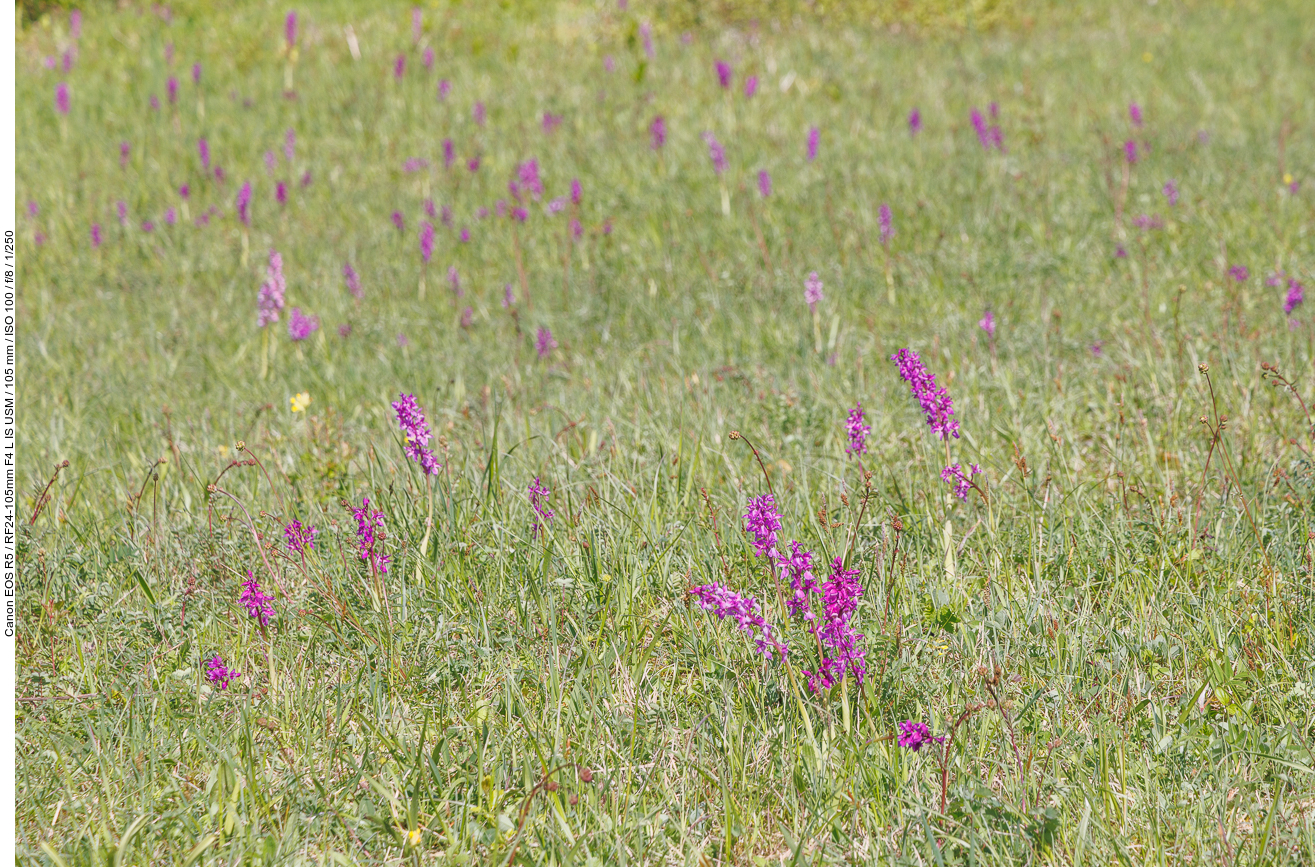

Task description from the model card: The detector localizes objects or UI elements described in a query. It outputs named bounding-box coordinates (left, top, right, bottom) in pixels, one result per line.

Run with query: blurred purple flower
left=90, top=224, right=102, bottom=247
left=1285, top=280, right=1305, bottom=315
left=394, top=53, right=406, bottom=80
left=149, top=94, right=160, bottom=111
left=571, top=178, right=582, bottom=206
left=503, top=284, right=515, bottom=307
left=703, top=132, right=727, bottom=174
left=807, top=126, right=820, bottom=161
left=979, top=309, right=995, bottom=337
left=165, top=207, right=178, bottom=225
left=1229, top=265, right=1248, bottom=282
left=285, top=10, right=298, bottom=50
left=257, top=250, right=286, bottom=326
left=650, top=115, right=666, bottom=150
left=804, top=271, right=823, bottom=312
left=744, top=75, right=758, bottom=98
left=468, top=156, right=480, bottom=173
left=758, top=170, right=771, bottom=198
left=908, top=107, right=921, bottom=135
left=167, top=77, right=178, bottom=103
left=604, top=55, right=615, bottom=73
left=1163, top=179, right=1179, bottom=205
left=570, top=219, right=582, bottom=239
left=343, top=261, right=361, bottom=298
left=448, top=265, right=461, bottom=296
left=404, top=157, right=428, bottom=173
left=547, top=198, right=566, bottom=214
left=423, top=47, right=435, bottom=70
left=300, top=170, right=312, bottom=187
left=55, top=82, right=70, bottom=114
left=473, top=101, right=486, bottom=125
left=337, top=323, right=352, bottom=337
left=1125, top=140, right=1138, bottom=164
left=536, top=326, right=557, bottom=358
left=70, top=8, right=82, bottom=38
left=119, top=141, right=130, bottom=167
left=420, top=222, right=435, bottom=263
left=543, top=112, right=562, bottom=134
left=640, top=21, right=654, bottom=58
left=116, top=201, right=128, bottom=225
left=287, top=307, right=319, bottom=341
left=715, top=60, right=732, bottom=89
left=460, top=306, right=473, bottom=328
left=264, top=150, right=277, bottom=175
left=284, top=128, right=295, bottom=162
left=438, top=79, right=451, bottom=99
left=391, top=211, right=405, bottom=232
left=879, top=203, right=893, bottom=246
left=236, top=182, right=252, bottom=225
left=198, top=137, right=210, bottom=170
left=1129, top=102, right=1143, bottom=128
left=443, top=139, right=454, bottom=169
left=412, top=6, right=422, bottom=42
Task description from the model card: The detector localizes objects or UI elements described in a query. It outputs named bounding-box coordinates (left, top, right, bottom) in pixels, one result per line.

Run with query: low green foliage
left=15, top=0, right=1315, bottom=864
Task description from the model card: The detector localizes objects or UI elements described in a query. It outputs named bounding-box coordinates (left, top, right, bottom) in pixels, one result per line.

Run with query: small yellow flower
left=1284, top=173, right=1294, bottom=185
left=1142, top=52, right=1153, bottom=63
left=290, top=392, right=311, bottom=413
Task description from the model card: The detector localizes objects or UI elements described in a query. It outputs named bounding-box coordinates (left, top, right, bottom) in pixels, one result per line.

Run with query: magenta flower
left=1131, top=214, right=1162, bottom=230
left=517, top=159, right=543, bottom=199
left=650, top=115, right=667, bottom=150
left=845, top=403, right=870, bottom=456
left=536, top=326, right=557, bottom=359
left=804, top=271, right=823, bottom=312
left=1091, top=341, right=1104, bottom=357
left=806, top=126, right=820, bottom=161
left=198, top=137, right=210, bottom=170
left=1124, top=140, right=1138, bottom=164
left=276, top=182, right=287, bottom=206
left=149, top=95, right=160, bottom=111
left=743, top=494, right=781, bottom=559
left=167, top=77, right=179, bottom=103
left=284, top=128, right=296, bottom=162
left=460, top=306, right=473, bottom=328
left=394, top=53, right=406, bottom=79
left=392, top=392, right=442, bottom=475
left=420, top=221, right=435, bottom=263
left=1163, top=180, right=1179, bottom=205
left=165, top=207, right=177, bottom=225
left=941, top=463, right=980, bottom=501
left=528, top=477, right=555, bottom=536
left=779, top=541, right=819, bottom=620
left=513, top=207, right=528, bottom=222
left=90, top=223, right=102, bottom=248
left=287, top=307, right=319, bottom=341
left=570, top=220, right=582, bottom=239
left=239, top=572, right=275, bottom=628
left=460, top=227, right=471, bottom=242
left=640, top=21, right=654, bottom=58
left=343, top=261, right=361, bottom=298
left=236, top=182, right=252, bottom=225
left=1229, top=265, right=1248, bottom=282
left=403, top=157, right=429, bottom=174
left=1129, top=102, right=1143, bottom=128
left=879, top=203, right=893, bottom=246
left=473, top=101, right=486, bottom=125
left=908, top=107, right=922, bottom=135
left=971, top=108, right=1003, bottom=150
left=571, top=178, right=582, bottom=206
left=543, top=112, right=562, bottom=134
left=897, top=721, right=944, bottom=752
left=1285, top=280, right=1305, bottom=315
left=205, top=655, right=240, bottom=689
left=63, top=50, right=74, bottom=72
left=468, top=157, right=480, bottom=173
left=391, top=211, right=405, bottom=232
left=979, top=310, right=995, bottom=338
left=192, top=62, right=202, bottom=84
left=285, top=10, right=298, bottom=50
left=352, top=498, right=390, bottom=575
left=758, top=170, right=771, bottom=198
left=440, top=205, right=452, bottom=226
left=396, top=333, right=409, bottom=347
left=116, top=201, right=128, bottom=225
left=423, top=47, right=435, bottom=69
left=179, top=184, right=190, bottom=199
left=300, top=170, right=311, bottom=187
left=702, top=132, right=727, bottom=174
left=448, top=265, right=462, bottom=296
left=438, top=79, right=451, bottom=99
left=442, top=139, right=455, bottom=170
left=502, top=284, right=515, bottom=307
left=744, top=75, right=758, bottom=98
left=715, top=60, right=732, bottom=88
left=70, top=9, right=82, bottom=38
left=284, top=519, right=317, bottom=554
left=691, top=582, right=788, bottom=661
left=140, top=220, right=154, bottom=233
left=412, top=6, right=423, bottom=42
left=547, top=198, right=566, bottom=215
left=257, top=250, right=286, bottom=326
left=891, top=348, right=959, bottom=440
left=55, top=82, right=70, bottom=115
left=803, top=556, right=866, bottom=692
left=337, top=323, right=351, bottom=337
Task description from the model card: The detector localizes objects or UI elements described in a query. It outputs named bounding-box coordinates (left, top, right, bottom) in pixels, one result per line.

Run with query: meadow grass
left=14, top=0, right=1315, bottom=863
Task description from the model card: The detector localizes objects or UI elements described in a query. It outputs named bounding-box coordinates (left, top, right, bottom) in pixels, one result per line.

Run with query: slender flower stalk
left=845, top=403, right=870, bottom=456
left=690, top=582, right=788, bottom=660
left=528, top=477, right=554, bottom=536
left=891, top=348, right=959, bottom=440
left=391, top=393, right=441, bottom=475
left=239, top=572, right=275, bottom=627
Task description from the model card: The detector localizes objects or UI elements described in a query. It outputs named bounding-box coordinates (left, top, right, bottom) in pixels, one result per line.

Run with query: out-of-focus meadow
left=14, top=0, right=1315, bottom=863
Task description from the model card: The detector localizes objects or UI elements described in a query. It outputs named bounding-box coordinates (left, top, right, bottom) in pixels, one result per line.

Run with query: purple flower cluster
left=352, top=498, right=390, bottom=575
left=1163, top=179, right=1179, bottom=205
left=690, top=582, right=788, bottom=660
left=970, top=108, right=1003, bottom=150
left=236, top=182, right=252, bottom=225
left=803, top=557, right=866, bottom=691
left=420, top=221, right=435, bottom=263
left=1286, top=279, right=1305, bottom=315
left=780, top=541, right=819, bottom=621
left=898, top=720, right=944, bottom=752
left=703, top=132, right=727, bottom=175
left=804, top=271, right=823, bottom=312
left=879, top=203, right=893, bottom=247
left=845, top=403, right=870, bottom=456
left=743, top=494, right=781, bottom=558
left=758, top=170, right=771, bottom=198
left=715, top=60, right=732, bottom=89
left=650, top=116, right=666, bottom=151
left=1229, top=265, right=1248, bottom=282
left=1124, top=140, right=1138, bottom=164
left=1129, top=102, right=1143, bottom=128
left=239, top=572, right=275, bottom=627
left=257, top=250, right=286, bottom=327
left=908, top=108, right=921, bottom=135
left=391, top=392, right=441, bottom=475
left=536, top=326, right=557, bottom=359
left=206, top=655, right=240, bottom=689
left=284, top=519, right=317, bottom=554
left=528, top=477, right=554, bottom=536
left=516, top=159, right=543, bottom=199
left=287, top=307, right=319, bottom=341
left=941, top=463, right=980, bottom=501
left=343, top=261, right=361, bottom=298
left=891, top=348, right=959, bottom=440
left=807, top=126, right=820, bottom=162
left=979, top=310, right=996, bottom=338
